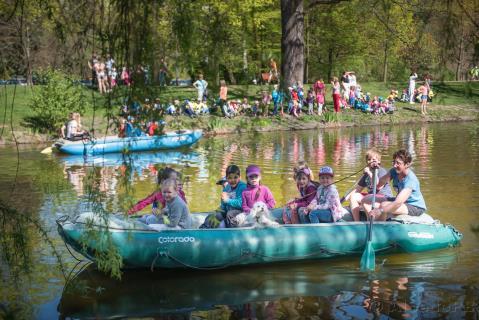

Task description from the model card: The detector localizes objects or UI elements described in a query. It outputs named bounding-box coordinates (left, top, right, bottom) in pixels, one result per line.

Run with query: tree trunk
left=382, top=40, right=388, bottom=83
left=281, top=0, right=304, bottom=89
left=304, top=10, right=310, bottom=83
left=327, top=47, right=333, bottom=81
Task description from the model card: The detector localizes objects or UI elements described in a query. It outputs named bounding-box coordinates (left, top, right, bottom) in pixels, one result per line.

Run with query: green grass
left=1, top=81, right=478, bottom=141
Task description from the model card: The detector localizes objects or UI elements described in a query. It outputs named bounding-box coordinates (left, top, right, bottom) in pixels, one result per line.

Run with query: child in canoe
left=346, top=149, right=393, bottom=221
left=275, top=161, right=318, bottom=224
left=300, top=166, right=345, bottom=223
left=128, top=167, right=186, bottom=220
left=200, top=165, right=247, bottom=229
left=225, top=165, right=276, bottom=227
left=152, top=178, right=191, bottom=229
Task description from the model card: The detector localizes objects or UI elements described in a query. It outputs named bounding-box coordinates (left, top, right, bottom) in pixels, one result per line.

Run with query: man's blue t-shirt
left=389, top=168, right=426, bottom=210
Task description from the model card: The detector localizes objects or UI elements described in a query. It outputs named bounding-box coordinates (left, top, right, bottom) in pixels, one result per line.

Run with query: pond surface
left=1, top=122, right=478, bottom=319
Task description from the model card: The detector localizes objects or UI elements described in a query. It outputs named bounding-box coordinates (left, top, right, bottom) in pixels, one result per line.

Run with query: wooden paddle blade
left=360, top=241, right=376, bottom=271
left=40, top=147, right=53, bottom=154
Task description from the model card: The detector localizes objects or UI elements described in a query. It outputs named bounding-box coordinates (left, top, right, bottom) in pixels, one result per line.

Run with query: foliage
left=27, top=69, right=91, bottom=133
left=323, top=111, right=340, bottom=123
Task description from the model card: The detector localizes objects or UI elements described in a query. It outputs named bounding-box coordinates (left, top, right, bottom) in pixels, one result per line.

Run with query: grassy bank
left=1, top=81, right=478, bottom=144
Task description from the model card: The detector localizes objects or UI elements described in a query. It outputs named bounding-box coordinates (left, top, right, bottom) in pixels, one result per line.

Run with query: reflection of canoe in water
left=57, top=150, right=200, bottom=168
left=54, top=130, right=202, bottom=155
left=57, top=212, right=462, bottom=270
left=57, top=264, right=360, bottom=318
left=58, top=250, right=460, bottom=319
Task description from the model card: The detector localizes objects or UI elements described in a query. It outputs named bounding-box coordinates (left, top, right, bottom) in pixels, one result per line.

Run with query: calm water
left=1, top=122, right=478, bottom=319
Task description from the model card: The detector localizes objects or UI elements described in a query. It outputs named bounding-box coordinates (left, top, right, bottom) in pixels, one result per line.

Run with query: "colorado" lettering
left=158, top=236, right=195, bottom=244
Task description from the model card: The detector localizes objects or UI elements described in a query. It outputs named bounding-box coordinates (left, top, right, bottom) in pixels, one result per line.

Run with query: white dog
left=234, top=202, right=279, bottom=228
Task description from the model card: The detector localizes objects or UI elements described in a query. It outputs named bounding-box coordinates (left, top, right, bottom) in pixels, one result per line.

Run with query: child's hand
left=221, top=192, right=229, bottom=201
left=289, top=202, right=297, bottom=210
left=364, top=167, right=372, bottom=177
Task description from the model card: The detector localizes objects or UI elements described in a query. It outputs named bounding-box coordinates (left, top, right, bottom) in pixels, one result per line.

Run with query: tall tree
left=280, top=0, right=347, bottom=88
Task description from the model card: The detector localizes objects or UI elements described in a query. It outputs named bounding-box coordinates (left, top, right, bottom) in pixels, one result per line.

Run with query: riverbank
left=0, top=81, right=478, bottom=145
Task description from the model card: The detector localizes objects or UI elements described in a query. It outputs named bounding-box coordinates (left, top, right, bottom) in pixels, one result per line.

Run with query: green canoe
left=57, top=212, right=462, bottom=270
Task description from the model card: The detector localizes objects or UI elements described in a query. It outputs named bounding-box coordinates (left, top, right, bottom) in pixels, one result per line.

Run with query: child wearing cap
left=225, top=165, right=275, bottom=228
left=301, top=166, right=345, bottom=223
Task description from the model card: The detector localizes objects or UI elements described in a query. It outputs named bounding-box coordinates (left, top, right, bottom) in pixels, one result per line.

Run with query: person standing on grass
left=408, top=71, right=418, bottom=104
left=331, top=77, right=341, bottom=113
left=193, top=74, right=208, bottom=102
left=418, top=82, right=428, bottom=115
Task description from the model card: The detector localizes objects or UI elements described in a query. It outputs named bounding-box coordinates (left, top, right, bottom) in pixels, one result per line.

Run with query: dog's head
left=250, top=202, right=270, bottom=219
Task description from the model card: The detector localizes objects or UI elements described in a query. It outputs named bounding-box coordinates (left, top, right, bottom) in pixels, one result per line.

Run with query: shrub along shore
left=0, top=81, right=478, bottom=145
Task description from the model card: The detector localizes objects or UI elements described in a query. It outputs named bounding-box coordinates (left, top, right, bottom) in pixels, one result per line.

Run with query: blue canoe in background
left=53, top=130, right=203, bottom=155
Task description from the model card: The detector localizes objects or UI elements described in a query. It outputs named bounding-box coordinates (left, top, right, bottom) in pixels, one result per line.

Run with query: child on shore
left=300, top=166, right=345, bottom=223
left=306, top=89, right=315, bottom=115
left=128, top=167, right=186, bottom=218
left=227, top=165, right=275, bottom=227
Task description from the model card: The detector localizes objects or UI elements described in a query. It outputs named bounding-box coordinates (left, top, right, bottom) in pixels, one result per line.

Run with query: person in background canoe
left=364, top=149, right=426, bottom=221
left=153, top=178, right=192, bottom=229
left=128, top=167, right=186, bottom=220
left=300, top=166, right=345, bottom=223
left=118, top=117, right=126, bottom=138
left=225, top=165, right=275, bottom=228
left=200, top=165, right=248, bottom=229
left=66, top=112, right=89, bottom=141
left=346, top=149, right=393, bottom=221
left=275, top=161, right=317, bottom=224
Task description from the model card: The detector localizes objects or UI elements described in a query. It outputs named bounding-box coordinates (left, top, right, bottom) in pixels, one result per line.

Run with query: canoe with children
left=57, top=150, right=463, bottom=269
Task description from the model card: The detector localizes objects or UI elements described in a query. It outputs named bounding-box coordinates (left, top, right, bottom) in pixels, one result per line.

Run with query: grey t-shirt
left=358, top=167, right=393, bottom=197
left=165, top=196, right=192, bottom=229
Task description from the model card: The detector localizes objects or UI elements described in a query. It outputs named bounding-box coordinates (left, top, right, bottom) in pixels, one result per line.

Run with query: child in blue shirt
left=200, top=165, right=247, bottom=228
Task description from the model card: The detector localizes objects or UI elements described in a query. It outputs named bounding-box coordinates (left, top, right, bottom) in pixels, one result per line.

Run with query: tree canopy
left=0, top=0, right=477, bottom=85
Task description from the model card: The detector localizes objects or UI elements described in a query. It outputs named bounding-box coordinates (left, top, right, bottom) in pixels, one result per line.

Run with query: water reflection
left=58, top=249, right=477, bottom=319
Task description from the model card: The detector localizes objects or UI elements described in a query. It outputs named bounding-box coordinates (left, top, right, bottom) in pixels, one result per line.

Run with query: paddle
left=340, top=177, right=361, bottom=203
left=360, top=167, right=378, bottom=272
left=40, top=146, right=53, bottom=154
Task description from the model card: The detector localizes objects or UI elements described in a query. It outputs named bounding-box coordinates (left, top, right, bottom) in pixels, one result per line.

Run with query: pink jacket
left=241, top=184, right=276, bottom=213
left=128, top=189, right=186, bottom=214
left=294, top=182, right=317, bottom=208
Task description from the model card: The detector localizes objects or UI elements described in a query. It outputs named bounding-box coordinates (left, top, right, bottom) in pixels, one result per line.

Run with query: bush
left=27, top=69, right=91, bottom=134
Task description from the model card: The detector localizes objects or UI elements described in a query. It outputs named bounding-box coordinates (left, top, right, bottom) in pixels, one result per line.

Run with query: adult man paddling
left=363, top=149, right=426, bottom=221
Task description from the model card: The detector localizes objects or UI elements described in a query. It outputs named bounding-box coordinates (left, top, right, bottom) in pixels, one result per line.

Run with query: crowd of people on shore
left=126, top=148, right=427, bottom=230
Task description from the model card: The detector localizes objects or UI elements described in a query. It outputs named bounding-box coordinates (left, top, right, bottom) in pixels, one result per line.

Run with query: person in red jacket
left=128, top=167, right=186, bottom=216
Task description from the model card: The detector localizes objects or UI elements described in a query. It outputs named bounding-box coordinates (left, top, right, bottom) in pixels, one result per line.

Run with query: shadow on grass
left=22, top=116, right=56, bottom=134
